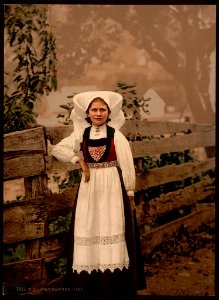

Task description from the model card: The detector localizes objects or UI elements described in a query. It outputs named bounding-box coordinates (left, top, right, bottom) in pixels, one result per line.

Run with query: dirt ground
left=138, top=242, right=215, bottom=296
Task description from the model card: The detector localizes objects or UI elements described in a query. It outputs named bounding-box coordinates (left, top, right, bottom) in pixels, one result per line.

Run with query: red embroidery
left=88, top=145, right=106, bottom=162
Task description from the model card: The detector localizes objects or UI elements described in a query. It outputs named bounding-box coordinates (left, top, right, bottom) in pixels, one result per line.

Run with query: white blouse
left=51, top=124, right=135, bottom=196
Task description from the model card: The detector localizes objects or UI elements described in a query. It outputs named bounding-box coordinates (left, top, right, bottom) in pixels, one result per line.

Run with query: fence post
left=23, top=148, right=49, bottom=286
left=24, top=175, right=48, bottom=199
left=25, top=239, right=41, bottom=260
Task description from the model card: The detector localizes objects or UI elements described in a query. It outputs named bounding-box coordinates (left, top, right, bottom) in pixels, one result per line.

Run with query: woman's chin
left=92, top=121, right=106, bottom=126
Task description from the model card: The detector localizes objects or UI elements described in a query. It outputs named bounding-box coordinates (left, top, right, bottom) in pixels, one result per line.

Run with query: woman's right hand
left=78, top=158, right=90, bottom=182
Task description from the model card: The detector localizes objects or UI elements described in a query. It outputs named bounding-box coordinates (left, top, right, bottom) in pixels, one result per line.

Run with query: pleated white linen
left=73, top=166, right=129, bottom=273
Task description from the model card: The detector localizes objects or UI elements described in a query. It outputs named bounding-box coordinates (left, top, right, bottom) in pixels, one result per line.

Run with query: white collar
left=91, top=123, right=107, bottom=131
left=90, top=123, right=107, bottom=138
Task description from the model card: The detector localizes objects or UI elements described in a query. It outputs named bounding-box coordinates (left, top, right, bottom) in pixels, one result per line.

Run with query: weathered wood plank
left=46, top=275, right=65, bottom=288
left=4, top=127, right=46, bottom=156
left=121, top=120, right=215, bottom=137
left=45, top=125, right=74, bottom=145
left=46, top=155, right=80, bottom=173
left=3, top=258, right=44, bottom=285
left=4, top=154, right=46, bottom=181
left=131, top=130, right=215, bottom=157
left=25, top=239, right=40, bottom=260
left=40, top=236, right=67, bottom=262
left=46, top=187, right=78, bottom=219
left=142, top=178, right=215, bottom=221
left=24, top=175, right=48, bottom=199
left=3, top=197, right=46, bottom=244
left=44, top=122, right=215, bottom=144
left=136, top=157, right=215, bottom=190
left=141, top=204, right=215, bottom=254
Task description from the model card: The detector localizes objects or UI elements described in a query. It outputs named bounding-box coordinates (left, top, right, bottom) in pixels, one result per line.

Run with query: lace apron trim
left=73, top=262, right=129, bottom=274
left=75, top=233, right=125, bottom=246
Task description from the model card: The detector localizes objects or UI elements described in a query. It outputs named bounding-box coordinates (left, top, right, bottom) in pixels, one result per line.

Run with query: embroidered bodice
left=81, top=125, right=117, bottom=163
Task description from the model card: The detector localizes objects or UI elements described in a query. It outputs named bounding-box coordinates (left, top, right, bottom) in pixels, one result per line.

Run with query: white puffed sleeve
left=114, top=130, right=135, bottom=196
left=51, top=130, right=82, bottom=164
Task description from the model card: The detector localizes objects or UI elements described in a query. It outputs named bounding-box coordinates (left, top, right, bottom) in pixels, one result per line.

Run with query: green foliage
left=52, top=170, right=81, bottom=193
left=142, top=168, right=214, bottom=233
left=48, top=213, right=71, bottom=235
left=53, top=257, right=67, bottom=276
left=144, top=172, right=213, bottom=204
left=56, top=94, right=76, bottom=125
left=141, top=150, right=214, bottom=204
left=142, top=150, right=194, bottom=171
left=47, top=257, right=67, bottom=281
left=4, top=4, right=57, bottom=133
left=115, top=81, right=151, bottom=119
left=3, top=243, right=26, bottom=263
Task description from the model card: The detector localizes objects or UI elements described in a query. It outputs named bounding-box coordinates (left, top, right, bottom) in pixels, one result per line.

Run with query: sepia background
left=4, top=4, right=216, bottom=127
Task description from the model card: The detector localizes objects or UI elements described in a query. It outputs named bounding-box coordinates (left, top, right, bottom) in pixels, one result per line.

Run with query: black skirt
left=64, top=167, right=146, bottom=296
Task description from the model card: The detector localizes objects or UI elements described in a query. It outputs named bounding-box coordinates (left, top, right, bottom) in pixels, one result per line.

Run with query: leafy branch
left=4, top=4, right=57, bottom=133
left=115, top=81, right=151, bottom=119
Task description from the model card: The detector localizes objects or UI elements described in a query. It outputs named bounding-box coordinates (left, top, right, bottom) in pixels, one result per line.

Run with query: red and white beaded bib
left=88, top=145, right=107, bottom=162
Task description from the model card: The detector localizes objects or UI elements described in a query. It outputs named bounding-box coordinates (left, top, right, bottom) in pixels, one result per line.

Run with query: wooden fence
left=3, top=120, right=215, bottom=295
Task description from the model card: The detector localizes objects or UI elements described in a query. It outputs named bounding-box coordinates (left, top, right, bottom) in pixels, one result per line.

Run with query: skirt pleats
left=64, top=166, right=146, bottom=296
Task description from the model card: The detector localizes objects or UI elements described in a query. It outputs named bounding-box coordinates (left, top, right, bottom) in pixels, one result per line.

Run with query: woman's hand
left=78, top=158, right=90, bottom=182
left=129, top=196, right=136, bottom=213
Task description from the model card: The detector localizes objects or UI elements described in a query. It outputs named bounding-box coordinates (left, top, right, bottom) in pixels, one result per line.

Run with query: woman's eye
left=91, top=108, right=106, bottom=112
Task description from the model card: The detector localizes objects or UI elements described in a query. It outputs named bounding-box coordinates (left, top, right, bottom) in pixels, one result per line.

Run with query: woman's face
left=87, top=99, right=110, bottom=126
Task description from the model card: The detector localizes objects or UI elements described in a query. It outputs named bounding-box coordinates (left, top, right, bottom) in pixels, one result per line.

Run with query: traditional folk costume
left=51, top=91, right=146, bottom=296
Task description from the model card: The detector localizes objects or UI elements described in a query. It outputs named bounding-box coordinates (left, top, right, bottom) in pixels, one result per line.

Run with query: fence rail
left=3, top=120, right=215, bottom=293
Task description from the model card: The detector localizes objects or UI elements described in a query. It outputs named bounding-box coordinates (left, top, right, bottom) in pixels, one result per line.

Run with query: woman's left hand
left=129, top=196, right=136, bottom=213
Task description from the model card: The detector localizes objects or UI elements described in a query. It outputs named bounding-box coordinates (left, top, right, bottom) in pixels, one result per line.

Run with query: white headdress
left=70, top=91, right=125, bottom=133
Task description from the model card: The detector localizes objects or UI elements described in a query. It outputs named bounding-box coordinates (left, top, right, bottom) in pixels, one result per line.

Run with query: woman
left=51, top=91, right=146, bottom=296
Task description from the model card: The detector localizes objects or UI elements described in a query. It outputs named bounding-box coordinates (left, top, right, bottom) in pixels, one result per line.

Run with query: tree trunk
left=180, top=9, right=215, bottom=124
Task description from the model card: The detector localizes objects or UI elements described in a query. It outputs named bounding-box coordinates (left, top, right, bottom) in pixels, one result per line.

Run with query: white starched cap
left=70, top=91, right=125, bottom=132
